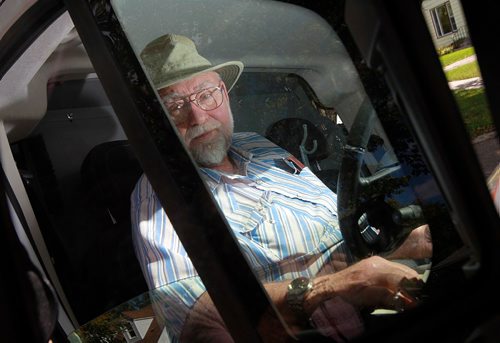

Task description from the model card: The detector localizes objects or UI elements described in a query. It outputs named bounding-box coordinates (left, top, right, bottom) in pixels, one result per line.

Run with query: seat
left=265, top=117, right=329, bottom=169
left=81, top=140, right=143, bottom=225
left=79, top=140, right=147, bottom=318
left=265, top=117, right=340, bottom=191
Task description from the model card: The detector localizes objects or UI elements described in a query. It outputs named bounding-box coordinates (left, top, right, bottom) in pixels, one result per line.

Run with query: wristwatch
left=286, top=277, right=313, bottom=316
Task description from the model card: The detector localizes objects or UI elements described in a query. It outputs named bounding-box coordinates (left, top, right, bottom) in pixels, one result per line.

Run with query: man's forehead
left=159, top=71, right=220, bottom=97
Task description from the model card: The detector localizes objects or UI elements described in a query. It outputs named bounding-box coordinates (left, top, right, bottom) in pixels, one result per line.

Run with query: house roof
left=121, top=304, right=155, bottom=320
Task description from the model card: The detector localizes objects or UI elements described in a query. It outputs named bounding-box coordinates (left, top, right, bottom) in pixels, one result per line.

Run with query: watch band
left=286, top=277, right=313, bottom=316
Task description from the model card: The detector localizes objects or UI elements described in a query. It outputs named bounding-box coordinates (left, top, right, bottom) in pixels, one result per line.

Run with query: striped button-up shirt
left=131, top=132, right=354, bottom=341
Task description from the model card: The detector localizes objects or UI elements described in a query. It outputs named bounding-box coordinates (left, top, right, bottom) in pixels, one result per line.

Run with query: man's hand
left=305, top=256, right=421, bottom=315
left=181, top=256, right=423, bottom=342
left=387, top=224, right=432, bottom=260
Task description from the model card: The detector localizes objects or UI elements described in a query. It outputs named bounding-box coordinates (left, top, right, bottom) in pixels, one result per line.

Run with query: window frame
left=0, top=0, right=66, bottom=79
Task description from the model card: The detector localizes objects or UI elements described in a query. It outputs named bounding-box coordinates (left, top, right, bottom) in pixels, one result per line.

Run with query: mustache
left=185, top=120, right=222, bottom=142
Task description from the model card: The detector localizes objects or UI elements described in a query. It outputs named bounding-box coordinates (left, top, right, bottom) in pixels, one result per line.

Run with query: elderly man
left=131, top=34, right=431, bottom=342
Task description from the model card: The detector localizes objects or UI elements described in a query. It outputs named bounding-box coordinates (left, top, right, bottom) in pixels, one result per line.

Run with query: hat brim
left=155, top=61, right=244, bottom=92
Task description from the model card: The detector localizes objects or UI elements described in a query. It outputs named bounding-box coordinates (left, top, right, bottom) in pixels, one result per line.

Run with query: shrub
left=438, top=44, right=454, bottom=56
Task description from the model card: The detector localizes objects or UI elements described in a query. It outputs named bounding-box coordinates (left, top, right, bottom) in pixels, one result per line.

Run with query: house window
left=124, top=322, right=137, bottom=339
left=430, top=1, right=457, bottom=37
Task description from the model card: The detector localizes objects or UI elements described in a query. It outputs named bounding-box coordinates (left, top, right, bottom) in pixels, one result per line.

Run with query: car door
left=1, top=0, right=499, bottom=342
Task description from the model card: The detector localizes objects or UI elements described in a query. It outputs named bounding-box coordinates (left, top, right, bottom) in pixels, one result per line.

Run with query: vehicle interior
left=1, top=0, right=499, bottom=342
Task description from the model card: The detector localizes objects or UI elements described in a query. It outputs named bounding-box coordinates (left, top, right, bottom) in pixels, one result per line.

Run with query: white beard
left=190, top=133, right=231, bottom=167
left=186, top=112, right=234, bottom=167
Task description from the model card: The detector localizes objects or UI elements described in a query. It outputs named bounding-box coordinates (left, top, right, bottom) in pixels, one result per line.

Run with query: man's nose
left=187, top=102, right=208, bottom=126
left=186, top=102, right=208, bottom=125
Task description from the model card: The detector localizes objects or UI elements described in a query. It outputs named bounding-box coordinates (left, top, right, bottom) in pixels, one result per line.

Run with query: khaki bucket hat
left=140, top=34, right=244, bottom=92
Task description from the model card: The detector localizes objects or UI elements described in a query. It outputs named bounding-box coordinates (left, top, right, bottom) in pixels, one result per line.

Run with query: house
left=121, top=305, right=170, bottom=343
left=421, top=0, right=470, bottom=50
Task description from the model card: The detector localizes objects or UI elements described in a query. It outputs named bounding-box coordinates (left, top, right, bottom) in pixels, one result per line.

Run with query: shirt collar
left=200, top=145, right=253, bottom=185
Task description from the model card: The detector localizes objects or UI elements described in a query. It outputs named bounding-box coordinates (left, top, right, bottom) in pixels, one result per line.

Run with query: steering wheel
left=337, top=99, right=424, bottom=260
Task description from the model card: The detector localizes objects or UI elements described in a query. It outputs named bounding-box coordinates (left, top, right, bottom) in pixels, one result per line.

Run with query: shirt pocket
left=242, top=196, right=336, bottom=261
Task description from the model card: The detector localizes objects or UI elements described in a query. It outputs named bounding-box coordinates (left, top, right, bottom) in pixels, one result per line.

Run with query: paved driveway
left=473, top=132, right=499, bottom=179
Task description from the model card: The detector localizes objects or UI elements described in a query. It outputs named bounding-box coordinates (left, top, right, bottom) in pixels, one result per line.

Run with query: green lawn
left=445, top=62, right=481, bottom=81
left=439, top=47, right=493, bottom=139
left=440, top=47, right=475, bottom=67
left=453, top=88, right=494, bottom=138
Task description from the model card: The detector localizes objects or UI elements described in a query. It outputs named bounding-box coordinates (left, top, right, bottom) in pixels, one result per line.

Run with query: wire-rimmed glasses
left=162, top=83, right=224, bottom=124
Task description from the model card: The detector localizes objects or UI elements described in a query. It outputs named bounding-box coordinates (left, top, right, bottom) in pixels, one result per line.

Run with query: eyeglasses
left=162, top=83, right=224, bottom=124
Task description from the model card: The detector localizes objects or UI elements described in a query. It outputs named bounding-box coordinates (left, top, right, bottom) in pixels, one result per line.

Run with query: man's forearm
left=180, top=291, right=234, bottom=343
left=180, top=280, right=300, bottom=343
left=180, top=256, right=422, bottom=342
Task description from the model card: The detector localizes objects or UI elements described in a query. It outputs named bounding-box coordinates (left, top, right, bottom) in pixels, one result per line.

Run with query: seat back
left=79, top=140, right=147, bottom=317
left=81, top=140, right=143, bottom=225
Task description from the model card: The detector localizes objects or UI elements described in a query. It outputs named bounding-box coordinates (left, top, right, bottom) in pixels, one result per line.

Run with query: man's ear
left=221, top=81, right=230, bottom=100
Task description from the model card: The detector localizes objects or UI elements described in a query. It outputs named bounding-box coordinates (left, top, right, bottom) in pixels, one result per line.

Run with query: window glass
left=422, top=0, right=499, bottom=201
left=106, top=0, right=457, bottom=341
left=430, top=1, right=457, bottom=37
left=11, top=76, right=148, bottom=325
left=12, top=0, right=480, bottom=342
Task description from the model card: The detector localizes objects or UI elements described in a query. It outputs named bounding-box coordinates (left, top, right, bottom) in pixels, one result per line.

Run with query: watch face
left=289, top=277, right=312, bottom=293
left=287, top=277, right=313, bottom=315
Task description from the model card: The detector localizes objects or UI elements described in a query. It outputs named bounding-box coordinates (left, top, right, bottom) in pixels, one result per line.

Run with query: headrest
left=265, top=118, right=329, bottom=165
left=81, top=140, right=142, bottom=224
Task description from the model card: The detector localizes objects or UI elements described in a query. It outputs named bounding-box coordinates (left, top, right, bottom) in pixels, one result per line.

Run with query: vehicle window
left=421, top=0, right=499, bottom=196
left=100, top=0, right=464, bottom=341
left=11, top=76, right=148, bottom=324
left=9, top=0, right=483, bottom=342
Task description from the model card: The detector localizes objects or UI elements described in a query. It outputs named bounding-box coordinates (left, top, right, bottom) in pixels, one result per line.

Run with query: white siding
left=421, top=0, right=468, bottom=49
left=133, top=317, right=154, bottom=338
left=158, top=328, right=172, bottom=343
